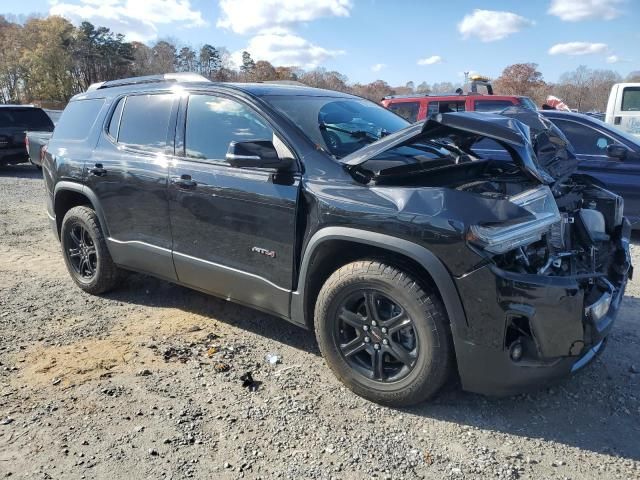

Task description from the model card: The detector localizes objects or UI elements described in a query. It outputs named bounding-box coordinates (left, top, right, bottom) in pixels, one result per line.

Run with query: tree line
left=1, top=15, right=638, bottom=111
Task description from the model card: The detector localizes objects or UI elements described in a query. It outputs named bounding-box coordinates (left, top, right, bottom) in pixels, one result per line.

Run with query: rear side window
left=387, top=102, right=419, bottom=122
left=184, top=94, right=273, bottom=161
left=426, top=102, right=439, bottom=116
left=117, top=94, right=174, bottom=151
left=438, top=101, right=465, bottom=113
left=0, top=108, right=53, bottom=130
left=621, top=87, right=640, bottom=112
left=474, top=100, right=513, bottom=112
left=519, top=97, right=538, bottom=111
left=53, top=99, right=105, bottom=141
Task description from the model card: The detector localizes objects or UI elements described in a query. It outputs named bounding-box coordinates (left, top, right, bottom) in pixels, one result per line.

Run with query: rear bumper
left=452, top=219, right=632, bottom=396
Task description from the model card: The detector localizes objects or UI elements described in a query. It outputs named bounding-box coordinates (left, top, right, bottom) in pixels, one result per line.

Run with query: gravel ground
left=0, top=163, right=639, bottom=480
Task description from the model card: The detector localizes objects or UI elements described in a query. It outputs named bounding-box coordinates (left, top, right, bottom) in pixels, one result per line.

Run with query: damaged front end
left=341, top=110, right=633, bottom=395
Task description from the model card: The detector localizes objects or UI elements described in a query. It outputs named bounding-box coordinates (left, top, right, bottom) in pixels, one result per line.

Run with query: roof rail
left=258, top=80, right=307, bottom=86
left=382, top=91, right=492, bottom=100
left=86, top=72, right=210, bottom=92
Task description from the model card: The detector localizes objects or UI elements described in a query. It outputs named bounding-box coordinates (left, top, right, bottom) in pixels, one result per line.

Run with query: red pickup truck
left=381, top=93, right=538, bottom=122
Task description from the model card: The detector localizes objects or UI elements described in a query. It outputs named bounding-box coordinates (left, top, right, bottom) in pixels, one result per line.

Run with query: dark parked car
left=0, top=105, right=54, bottom=166
left=43, top=75, right=632, bottom=406
left=541, top=110, right=640, bottom=228
left=473, top=110, right=640, bottom=228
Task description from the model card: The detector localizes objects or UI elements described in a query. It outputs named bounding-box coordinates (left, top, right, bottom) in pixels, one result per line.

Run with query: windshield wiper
left=319, top=123, right=380, bottom=143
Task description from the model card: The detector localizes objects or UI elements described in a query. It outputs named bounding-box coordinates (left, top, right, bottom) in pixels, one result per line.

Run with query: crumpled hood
left=342, top=109, right=578, bottom=185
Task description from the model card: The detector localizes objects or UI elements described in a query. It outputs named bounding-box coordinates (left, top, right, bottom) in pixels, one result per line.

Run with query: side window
left=474, top=100, right=513, bottom=112
left=426, top=101, right=439, bottom=116
left=387, top=102, right=419, bottom=122
left=107, top=97, right=125, bottom=139
left=184, top=94, right=273, bottom=162
left=621, top=87, right=640, bottom=111
left=439, top=101, right=465, bottom=113
left=53, top=99, right=105, bottom=141
left=117, top=94, right=174, bottom=152
left=553, top=120, right=618, bottom=156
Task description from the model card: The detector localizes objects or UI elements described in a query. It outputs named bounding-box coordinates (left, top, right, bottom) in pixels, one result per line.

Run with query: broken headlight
left=469, top=186, right=560, bottom=254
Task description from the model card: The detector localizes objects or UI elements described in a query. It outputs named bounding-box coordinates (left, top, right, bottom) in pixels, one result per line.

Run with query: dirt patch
left=13, top=309, right=223, bottom=389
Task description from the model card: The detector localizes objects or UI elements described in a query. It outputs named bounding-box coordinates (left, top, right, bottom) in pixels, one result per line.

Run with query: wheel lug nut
left=381, top=327, right=388, bottom=334
left=373, top=343, right=380, bottom=350
left=382, top=339, right=389, bottom=345
left=362, top=325, right=369, bottom=331
left=371, top=321, right=377, bottom=327
left=364, top=336, right=370, bottom=343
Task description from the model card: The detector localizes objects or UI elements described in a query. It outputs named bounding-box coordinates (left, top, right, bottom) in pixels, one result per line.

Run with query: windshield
left=263, top=95, right=409, bottom=158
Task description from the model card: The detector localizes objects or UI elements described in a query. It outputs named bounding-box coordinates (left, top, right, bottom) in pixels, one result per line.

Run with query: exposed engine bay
left=478, top=178, right=624, bottom=281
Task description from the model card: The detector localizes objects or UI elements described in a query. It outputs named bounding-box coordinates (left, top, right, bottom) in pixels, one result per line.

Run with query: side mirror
left=606, top=144, right=627, bottom=160
left=225, top=140, right=293, bottom=171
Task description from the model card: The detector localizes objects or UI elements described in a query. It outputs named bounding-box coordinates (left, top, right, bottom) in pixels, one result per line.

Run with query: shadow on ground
left=0, top=163, right=42, bottom=179
left=106, top=272, right=319, bottom=356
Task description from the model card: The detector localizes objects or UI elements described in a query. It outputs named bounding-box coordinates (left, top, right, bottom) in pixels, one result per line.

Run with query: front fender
left=290, top=226, right=468, bottom=340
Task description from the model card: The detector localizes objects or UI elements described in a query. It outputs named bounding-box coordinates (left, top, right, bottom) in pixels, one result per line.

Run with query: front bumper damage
left=452, top=218, right=633, bottom=396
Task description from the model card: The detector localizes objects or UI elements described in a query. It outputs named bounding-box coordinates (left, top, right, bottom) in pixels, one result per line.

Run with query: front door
left=168, top=93, right=300, bottom=317
left=88, top=92, right=179, bottom=281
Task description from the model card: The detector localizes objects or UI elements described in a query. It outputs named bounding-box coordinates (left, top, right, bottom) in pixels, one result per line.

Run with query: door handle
left=614, top=116, right=622, bottom=125
left=172, top=174, right=197, bottom=189
left=89, top=163, right=107, bottom=176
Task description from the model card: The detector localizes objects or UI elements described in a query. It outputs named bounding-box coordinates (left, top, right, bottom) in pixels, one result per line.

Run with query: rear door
left=168, top=92, right=300, bottom=317
left=551, top=118, right=640, bottom=222
left=88, top=92, right=179, bottom=281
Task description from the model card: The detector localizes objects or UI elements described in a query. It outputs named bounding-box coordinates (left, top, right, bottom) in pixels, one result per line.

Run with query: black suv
left=0, top=105, right=54, bottom=166
left=43, top=74, right=633, bottom=406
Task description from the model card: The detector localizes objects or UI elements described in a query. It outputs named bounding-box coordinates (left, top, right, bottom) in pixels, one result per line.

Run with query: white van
left=605, top=83, right=640, bottom=137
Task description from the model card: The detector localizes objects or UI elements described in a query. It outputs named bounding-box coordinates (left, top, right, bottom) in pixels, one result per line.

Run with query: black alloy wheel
left=315, top=260, right=453, bottom=406
left=65, top=223, right=98, bottom=280
left=60, top=206, right=121, bottom=294
left=336, top=289, right=418, bottom=382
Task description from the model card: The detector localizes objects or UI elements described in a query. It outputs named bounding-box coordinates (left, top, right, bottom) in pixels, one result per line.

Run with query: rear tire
left=314, top=260, right=453, bottom=406
left=60, top=206, right=121, bottom=294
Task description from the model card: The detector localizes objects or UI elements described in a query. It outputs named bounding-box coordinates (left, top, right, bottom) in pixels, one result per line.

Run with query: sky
left=4, top=0, right=639, bottom=85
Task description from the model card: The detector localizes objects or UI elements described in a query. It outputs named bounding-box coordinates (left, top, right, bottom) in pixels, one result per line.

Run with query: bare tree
left=553, top=66, right=621, bottom=111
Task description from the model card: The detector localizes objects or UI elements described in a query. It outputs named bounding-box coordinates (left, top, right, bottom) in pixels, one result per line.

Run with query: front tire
left=314, top=260, right=453, bottom=406
left=60, top=206, right=121, bottom=294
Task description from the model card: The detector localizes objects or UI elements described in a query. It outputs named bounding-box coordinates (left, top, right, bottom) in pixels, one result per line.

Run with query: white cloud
left=458, top=9, right=534, bottom=42
left=606, top=55, right=620, bottom=64
left=417, top=55, right=442, bottom=66
left=371, top=63, right=386, bottom=72
left=217, top=0, right=352, bottom=34
left=548, top=0, right=623, bottom=22
left=548, top=42, right=608, bottom=55
left=49, top=0, right=206, bottom=42
left=234, top=31, right=344, bottom=69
